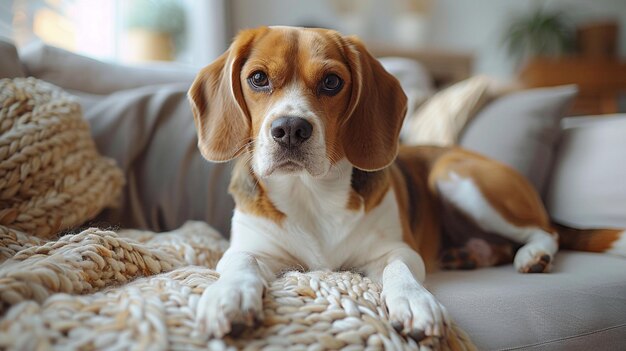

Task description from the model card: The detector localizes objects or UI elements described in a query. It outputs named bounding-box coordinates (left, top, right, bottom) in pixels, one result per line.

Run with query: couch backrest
left=0, top=39, right=25, bottom=79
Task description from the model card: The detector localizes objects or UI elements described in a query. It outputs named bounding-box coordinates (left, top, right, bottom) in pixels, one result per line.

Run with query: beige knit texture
left=0, top=78, right=124, bottom=238
left=0, top=222, right=475, bottom=351
left=0, top=78, right=476, bottom=350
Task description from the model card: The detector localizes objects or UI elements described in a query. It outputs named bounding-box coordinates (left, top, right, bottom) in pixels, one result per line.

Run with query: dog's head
left=189, top=26, right=407, bottom=177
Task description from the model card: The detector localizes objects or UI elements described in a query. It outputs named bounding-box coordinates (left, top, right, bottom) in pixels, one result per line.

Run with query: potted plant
left=123, top=0, right=186, bottom=62
left=502, top=6, right=575, bottom=66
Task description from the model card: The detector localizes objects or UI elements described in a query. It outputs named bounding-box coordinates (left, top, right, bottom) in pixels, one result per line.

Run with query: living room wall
left=230, top=0, right=626, bottom=80
left=427, top=0, right=626, bottom=78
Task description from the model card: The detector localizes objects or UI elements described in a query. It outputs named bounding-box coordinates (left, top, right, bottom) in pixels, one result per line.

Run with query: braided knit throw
left=0, top=78, right=476, bottom=350
left=0, top=78, right=124, bottom=238
left=0, top=222, right=475, bottom=351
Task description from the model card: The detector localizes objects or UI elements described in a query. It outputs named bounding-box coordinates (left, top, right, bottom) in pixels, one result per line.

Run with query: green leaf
left=501, top=6, right=575, bottom=65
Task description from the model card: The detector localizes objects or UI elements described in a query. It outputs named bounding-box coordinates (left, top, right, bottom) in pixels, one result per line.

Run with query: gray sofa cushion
left=546, top=115, right=626, bottom=228
left=428, top=251, right=626, bottom=350
left=459, top=86, right=578, bottom=197
left=0, top=39, right=24, bottom=78
left=84, top=83, right=234, bottom=236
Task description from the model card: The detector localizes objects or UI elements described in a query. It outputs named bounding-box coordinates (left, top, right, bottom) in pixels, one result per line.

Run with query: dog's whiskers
left=227, top=138, right=256, bottom=160
left=325, top=140, right=347, bottom=179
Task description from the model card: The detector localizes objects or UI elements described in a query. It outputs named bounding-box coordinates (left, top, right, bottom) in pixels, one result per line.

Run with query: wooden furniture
left=519, top=57, right=626, bottom=115
left=577, top=21, right=619, bottom=59
left=368, top=43, right=474, bottom=89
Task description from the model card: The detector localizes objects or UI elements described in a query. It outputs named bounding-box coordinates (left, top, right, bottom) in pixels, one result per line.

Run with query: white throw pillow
left=546, top=115, right=626, bottom=228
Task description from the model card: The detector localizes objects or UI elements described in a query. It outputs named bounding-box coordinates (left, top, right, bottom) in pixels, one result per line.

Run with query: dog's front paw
left=384, top=283, right=450, bottom=342
left=196, top=275, right=265, bottom=338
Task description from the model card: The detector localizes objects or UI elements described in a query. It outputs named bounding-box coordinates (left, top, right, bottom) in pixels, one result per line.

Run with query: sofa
left=2, top=39, right=625, bottom=350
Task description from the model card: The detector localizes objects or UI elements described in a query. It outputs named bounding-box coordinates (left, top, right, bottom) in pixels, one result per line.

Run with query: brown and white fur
left=188, top=26, right=626, bottom=342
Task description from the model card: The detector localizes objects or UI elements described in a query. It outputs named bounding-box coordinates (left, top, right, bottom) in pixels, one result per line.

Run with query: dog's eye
left=321, top=74, right=343, bottom=95
left=248, top=71, right=269, bottom=90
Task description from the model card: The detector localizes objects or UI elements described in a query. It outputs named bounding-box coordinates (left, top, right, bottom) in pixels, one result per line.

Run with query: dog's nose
left=271, top=117, right=313, bottom=147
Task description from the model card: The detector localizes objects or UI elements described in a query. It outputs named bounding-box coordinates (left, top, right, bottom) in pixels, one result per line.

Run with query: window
left=1, top=0, right=228, bottom=65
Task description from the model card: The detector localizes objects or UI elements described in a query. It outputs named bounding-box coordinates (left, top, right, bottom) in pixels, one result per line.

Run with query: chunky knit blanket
left=0, top=222, right=475, bottom=350
left=0, top=78, right=476, bottom=350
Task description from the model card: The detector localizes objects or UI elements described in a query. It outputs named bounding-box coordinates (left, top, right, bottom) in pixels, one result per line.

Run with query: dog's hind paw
left=517, top=251, right=552, bottom=273
left=440, top=247, right=478, bottom=270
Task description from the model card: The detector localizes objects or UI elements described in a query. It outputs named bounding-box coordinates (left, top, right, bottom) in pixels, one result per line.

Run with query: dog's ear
left=341, top=36, right=408, bottom=171
left=188, top=28, right=266, bottom=162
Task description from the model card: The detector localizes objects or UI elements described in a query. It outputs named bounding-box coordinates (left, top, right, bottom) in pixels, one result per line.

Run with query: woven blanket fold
left=0, top=222, right=475, bottom=350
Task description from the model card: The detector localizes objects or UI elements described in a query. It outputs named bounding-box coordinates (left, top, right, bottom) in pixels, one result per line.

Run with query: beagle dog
left=189, top=26, right=626, bottom=341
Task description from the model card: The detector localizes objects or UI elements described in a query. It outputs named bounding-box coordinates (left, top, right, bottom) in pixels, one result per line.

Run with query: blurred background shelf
left=517, top=20, right=626, bottom=116
left=520, top=57, right=626, bottom=115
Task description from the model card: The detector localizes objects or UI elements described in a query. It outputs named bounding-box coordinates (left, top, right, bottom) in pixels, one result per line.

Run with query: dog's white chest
left=228, top=158, right=405, bottom=272
left=267, top=172, right=364, bottom=270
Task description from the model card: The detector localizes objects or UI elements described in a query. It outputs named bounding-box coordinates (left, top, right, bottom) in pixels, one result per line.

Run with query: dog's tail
left=555, top=223, right=626, bottom=257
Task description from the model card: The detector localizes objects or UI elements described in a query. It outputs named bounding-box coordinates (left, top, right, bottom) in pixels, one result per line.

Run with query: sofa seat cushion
left=428, top=251, right=626, bottom=350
